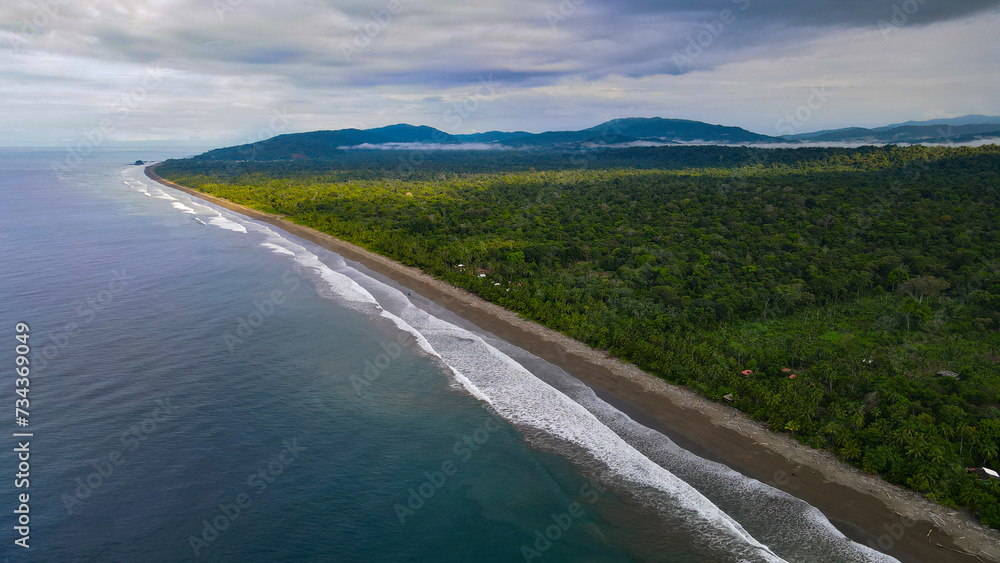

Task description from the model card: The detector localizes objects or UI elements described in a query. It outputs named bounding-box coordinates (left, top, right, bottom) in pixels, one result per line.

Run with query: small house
left=937, top=370, right=960, bottom=379
left=968, top=467, right=1000, bottom=481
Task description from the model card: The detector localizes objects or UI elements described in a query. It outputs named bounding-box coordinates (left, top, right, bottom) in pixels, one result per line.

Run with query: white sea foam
left=124, top=181, right=149, bottom=196
left=249, top=227, right=498, bottom=405
left=285, top=247, right=374, bottom=305
left=377, top=308, right=493, bottom=405
left=171, top=202, right=197, bottom=214
left=194, top=218, right=207, bottom=226
left=192, top=202, right=217, bottom=212
left=260, top=242, right=296, bottom=256
left=207, top=216, right=248, bottom=233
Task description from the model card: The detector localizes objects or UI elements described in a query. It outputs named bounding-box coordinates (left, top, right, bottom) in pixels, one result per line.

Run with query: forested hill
left=158, top=144, right=1000, bottom=528
left=787, top=123, right=1000, bottom=143
left=188, top=118, right=779, bottom=162
left=182, top=114, right=1000, bottom=162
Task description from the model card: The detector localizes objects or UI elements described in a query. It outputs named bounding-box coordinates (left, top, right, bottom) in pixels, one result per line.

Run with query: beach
left=147, top=164, right=1000, bottom=563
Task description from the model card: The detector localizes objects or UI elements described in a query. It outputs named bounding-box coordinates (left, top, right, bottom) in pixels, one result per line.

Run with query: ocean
left=0, top=149, right=895, bottom=562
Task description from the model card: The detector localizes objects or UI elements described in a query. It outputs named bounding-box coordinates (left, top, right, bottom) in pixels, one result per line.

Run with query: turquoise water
left=0, top=149, right=896, bottom=562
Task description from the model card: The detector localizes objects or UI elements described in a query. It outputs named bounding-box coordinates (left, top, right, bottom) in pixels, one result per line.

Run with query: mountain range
left=787, top=116, right=1000, bottom=143
left=192, top=115, right=1000, bottom=161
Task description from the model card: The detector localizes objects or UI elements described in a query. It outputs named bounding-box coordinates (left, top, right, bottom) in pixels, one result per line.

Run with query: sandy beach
left=147, top=164, right=999, bottom=563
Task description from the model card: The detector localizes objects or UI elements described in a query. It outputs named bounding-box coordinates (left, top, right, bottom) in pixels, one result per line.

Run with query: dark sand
left=147, top=165, right=999, bottom=563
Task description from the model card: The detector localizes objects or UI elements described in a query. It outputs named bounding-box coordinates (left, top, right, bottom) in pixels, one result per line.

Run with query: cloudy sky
left=2, top=0, right=999, bottom=147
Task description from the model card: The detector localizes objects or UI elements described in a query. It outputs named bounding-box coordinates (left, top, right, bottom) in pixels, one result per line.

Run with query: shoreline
left=146, top=164, right=999, bottom=563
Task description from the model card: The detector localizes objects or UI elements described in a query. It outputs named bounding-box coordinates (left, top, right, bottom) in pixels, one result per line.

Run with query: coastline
left=146, top=164, right=999, bottom=563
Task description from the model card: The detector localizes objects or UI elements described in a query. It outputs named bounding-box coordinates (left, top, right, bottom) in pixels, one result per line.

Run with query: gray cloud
left=582, top=0, right=1000, bottom=28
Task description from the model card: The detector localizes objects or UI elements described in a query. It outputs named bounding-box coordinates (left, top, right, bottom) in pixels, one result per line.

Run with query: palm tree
left=908, top=472, right=932, bottom=491
left=981, top=440, right=999, bottom=466
left=906, top=437, right=930, bottom=461
left=927, top=446, right=946, bottom=466
left=959, top=425, right=976, bottom=457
